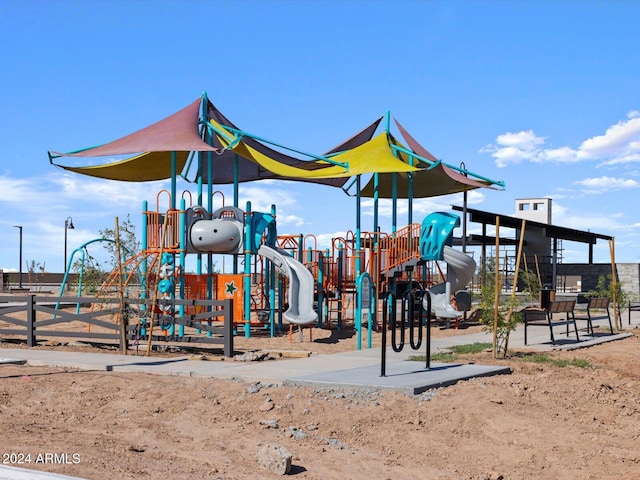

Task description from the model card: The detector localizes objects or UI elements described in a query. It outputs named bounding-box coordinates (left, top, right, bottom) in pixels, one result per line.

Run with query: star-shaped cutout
left=224, top=281, right=238, bottom=296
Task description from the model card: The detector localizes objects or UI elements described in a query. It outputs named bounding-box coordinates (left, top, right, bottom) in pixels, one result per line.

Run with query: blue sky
left=1, top=0, right=639, bottom=275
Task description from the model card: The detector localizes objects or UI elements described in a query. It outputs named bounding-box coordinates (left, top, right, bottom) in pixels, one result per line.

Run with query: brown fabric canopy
left=50, top=98, right=215, bottom=157
left=359, top=119, right=499, bottom=198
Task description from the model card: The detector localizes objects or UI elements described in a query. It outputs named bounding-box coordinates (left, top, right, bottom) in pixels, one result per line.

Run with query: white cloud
left=540, top=146, right=579, bottom=163
left=313, top=231, right=348, bottom=250
left=597, top=152, right=640, bottom=167
left=359, top=190, right=485, bottom=220
left=579, top=112, right=640, bottom=159
left=53, top=174, right=167, bottom=207
left=552, top=205, right=631, bottom=235
left=277, top=214, right=305, bottom=227
left=236, top=184, right=297, bottom=213
left=482, top=112, right=640, bottom=169
left=496, top=130, right=545, bottom=149
left=480, top=130, right=546, bottom=167
left=574, top=176, right=639, bottom=192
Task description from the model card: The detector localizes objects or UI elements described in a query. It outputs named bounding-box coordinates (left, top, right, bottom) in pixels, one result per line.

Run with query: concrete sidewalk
left=0, top=466, right=85, bottom=480
left=1, top=309, right=635, bottom=393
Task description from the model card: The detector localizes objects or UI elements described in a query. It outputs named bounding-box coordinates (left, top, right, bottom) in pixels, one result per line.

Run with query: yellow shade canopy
left=57, top=151, right=190, bottom=182
left=210, top=119, right=422, bottom=180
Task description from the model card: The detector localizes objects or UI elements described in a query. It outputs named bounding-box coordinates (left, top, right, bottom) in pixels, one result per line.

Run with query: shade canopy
left=197, top=102, right=384, bottom=188
left=48, top=98, right=215, bottom=182
left=358, top=119, right=499, bottom=198
left=49, top=94, right=504, bottom=196
left=209, top=120, right=421, bottom=180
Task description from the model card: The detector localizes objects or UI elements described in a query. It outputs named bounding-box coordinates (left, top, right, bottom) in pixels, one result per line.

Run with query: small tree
left=520, top=268, right=541, bottom=304
left=26, top=260, right=46, bottom=291
left=477, top=257, right=524, bottom=358
left=99, top=214, right=140, bottom=269
left=72, top=250, right=107, bottom=294
left=587, top=274, right=638, bottom=329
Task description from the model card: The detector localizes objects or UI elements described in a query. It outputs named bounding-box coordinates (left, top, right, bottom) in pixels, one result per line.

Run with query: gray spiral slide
left=258, top=245, right=318, bottom=325
left=424, top=246, right=476, bottom=319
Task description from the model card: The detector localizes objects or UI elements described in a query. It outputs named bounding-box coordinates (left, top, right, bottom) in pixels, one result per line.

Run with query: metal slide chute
left=419, top=212, right=476, bottom=319
left=427, top=246, right=477, bottom=318
left=257, top=245, right=318, bottom=325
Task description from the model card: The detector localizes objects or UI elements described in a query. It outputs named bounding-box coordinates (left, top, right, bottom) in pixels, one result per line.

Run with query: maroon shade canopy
left=50, top=98, right=216, bottom=157
left=394, top=119, right=494, bottom=190
left=359, top=119, right=499, bottom=198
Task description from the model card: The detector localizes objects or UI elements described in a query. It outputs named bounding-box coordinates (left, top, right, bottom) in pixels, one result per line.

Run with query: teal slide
left=419, top=212, right=476, bottom=319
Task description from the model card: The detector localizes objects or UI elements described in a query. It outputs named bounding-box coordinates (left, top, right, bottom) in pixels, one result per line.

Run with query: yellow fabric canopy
left=59, top=151, right=190, bottom=182
left=210, top=120, right=421, bottom=179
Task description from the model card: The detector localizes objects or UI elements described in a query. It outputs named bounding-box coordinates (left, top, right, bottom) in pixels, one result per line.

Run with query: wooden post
left=504, top=219, right=526, bottom=355
left=26, top=294, right=36, bottom=347
left=609, top=238, right=620, bottom=330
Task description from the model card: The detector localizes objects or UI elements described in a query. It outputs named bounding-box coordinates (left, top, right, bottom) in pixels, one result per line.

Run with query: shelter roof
left=452, top=205, right=613, bottom=244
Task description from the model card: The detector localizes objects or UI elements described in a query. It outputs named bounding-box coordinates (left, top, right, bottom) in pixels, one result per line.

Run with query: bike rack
left=380, top=289, right=431, bottom=377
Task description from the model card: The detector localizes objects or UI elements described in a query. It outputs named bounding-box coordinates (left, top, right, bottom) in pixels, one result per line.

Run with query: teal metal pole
left=407, top=156, right=414, bottom=285
left=367, top=279, right=373, bottom=349
left=196, top=175, right=203, bottom=276
left=336, top=246, right=343, bottom=330
left=373, top=172, right=380, bottom=326
left=320, top=248, right=330, bottom=330
left=392, top=173, right=398, bottom=233
left=141, top=200, right=148, bottom=319
left=76, top=248, right=86, bottom=314
left=356, top=175, right=361, bottom=277
left=171, top=151, right=177, bottom=210
left=269, top=256, right=276, bottom=336
left=234, top=154, right=239, bottom=207
left=355, top=175, right=362, bottom=334
left=373, top=172, right=379, bottom=234
left=356, top=274, right=362, bottom=349
left=178, top=198, right=186, bottom=337
left=207, top=144, right=213, bottom=302
left=244, top=201, right=253, bottom=338
left=408, top=172, right=414, bottom=225
left=270, top=204, right=277, bottom=336
left=317, top=251, right=324, bottom=328
left=233, top=153, right=240, bottom=275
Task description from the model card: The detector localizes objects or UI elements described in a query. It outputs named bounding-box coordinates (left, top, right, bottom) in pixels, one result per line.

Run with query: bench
left=575, top=297, right=613, bottom=335
left=630, top=302, right=640, bottom=325
left=523, top=299, right=579, bottom=346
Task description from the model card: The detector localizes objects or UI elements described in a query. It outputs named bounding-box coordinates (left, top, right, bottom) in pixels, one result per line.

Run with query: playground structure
left=50, top=93, right=504, bottom=348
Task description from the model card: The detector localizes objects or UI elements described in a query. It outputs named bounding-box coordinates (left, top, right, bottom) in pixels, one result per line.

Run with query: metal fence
left=0, top=295, right=234, bottom=357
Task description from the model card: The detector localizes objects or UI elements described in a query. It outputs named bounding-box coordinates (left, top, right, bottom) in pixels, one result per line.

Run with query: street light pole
left=64, top=217, right=75, bottom=273
left=13, top=225, right=23, bottom=289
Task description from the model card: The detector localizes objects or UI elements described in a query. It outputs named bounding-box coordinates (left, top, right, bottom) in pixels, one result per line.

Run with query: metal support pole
left=13, top=226, right=23, bottom=289
left=64, top=217, right=75, bottom=274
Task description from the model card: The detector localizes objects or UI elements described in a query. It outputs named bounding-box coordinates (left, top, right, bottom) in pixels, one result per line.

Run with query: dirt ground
left=1, top=323, right=640, bottom=480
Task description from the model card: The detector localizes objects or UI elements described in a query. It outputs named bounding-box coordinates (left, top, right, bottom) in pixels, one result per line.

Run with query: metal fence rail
left=0, top=295, right=234, bottom=357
